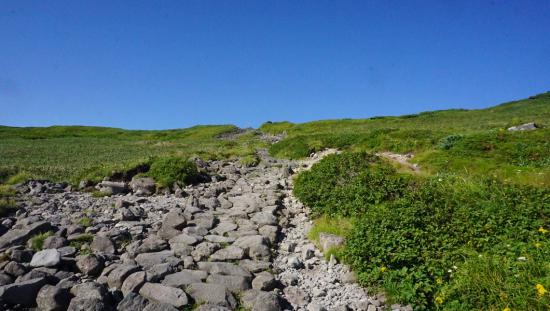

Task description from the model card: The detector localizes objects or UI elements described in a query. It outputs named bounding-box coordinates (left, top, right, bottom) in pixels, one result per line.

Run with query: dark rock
left=0, top=277, right=47, bottom=307
left=130, top=177, right=156, bottom=196
left=91, top=235, right=116, bottom=255
left=117, top=292, right=148, bottom=311
left=186, top=283, right=237, bottom=309
left=139, top=282, right=188, bottom=308
left=36, top=284, right=71, bottom=311
left=76, top=254, right=105, bottom=276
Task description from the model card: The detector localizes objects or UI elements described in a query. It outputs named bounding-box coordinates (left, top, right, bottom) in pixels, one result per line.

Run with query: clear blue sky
left=1, top=1, right=549, bottom=129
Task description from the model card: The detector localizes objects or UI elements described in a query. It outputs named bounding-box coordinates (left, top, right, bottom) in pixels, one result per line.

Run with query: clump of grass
left=90, top=190, right=109, bottom=198
left=69, top=234, right=94, bottom=251
left=28, top=231, right=54, bottom=251
left=0, top=184, right=17, bottom=217
left=78, top=217, right=93, bottom=227
left=239, top=155, right=260, bottom=167
left=5, top=171, right=33, bottom=185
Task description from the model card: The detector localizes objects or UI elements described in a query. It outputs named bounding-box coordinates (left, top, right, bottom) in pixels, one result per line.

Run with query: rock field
left=0, top=149, right=410, bottom=311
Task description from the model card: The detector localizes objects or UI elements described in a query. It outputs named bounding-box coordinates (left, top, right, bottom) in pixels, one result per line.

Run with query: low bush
left=294, top=152, right=550, bottom=309
left=146, top=156, right=200, bottom=188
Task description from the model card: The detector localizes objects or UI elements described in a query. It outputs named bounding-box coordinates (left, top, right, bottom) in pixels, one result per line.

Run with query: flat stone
left=30, top=249, right=61, bottom=267
left=162, top=270, right=206, bottom=288
left=117, top=292, right=148, bottom=311
left=186, top=283, right=237, bottom=309
left=210, top=246, right=245, bottom=261
left=139, top=282, right=188, bottom=308
left=197, top=262, right=252, bottom=277
left=250, top=212, right=277, bottom=226
left=206, top=274, right=251, bottom=293
left=135, top=250, right=181, bottom=270
left=0, top=221, right=52, bottom=249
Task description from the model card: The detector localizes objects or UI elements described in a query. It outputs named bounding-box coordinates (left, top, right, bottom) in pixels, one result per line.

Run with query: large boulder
left=139, top=283, right=188, bottom=308
left=507, top=122, right=538, bottom=131
left=76, top=254, right=104, bottom=276
left=130, top=177, right=156, bottom=196
left=96, top=181, right=129, bottom=195
left=117, top=292, right=148, bottom=311
left=135, top=251, right=181, bottom=270
left=186, top=283, right=237, bottom=309
left=0, top=221, right=52, bottom=250
left=0, top=277, right=47, bottom=307
left=161, top=270, right=207, bottom=288
left=36, top=284, right=71, bottom=311
left=30, top=249, right=61, bottom=268
left=107, top=264, right=140, bottom=289
left=91, top=235, right=116, bottom=255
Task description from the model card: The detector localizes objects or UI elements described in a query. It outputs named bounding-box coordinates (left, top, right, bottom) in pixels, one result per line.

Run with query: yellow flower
left=380, top=266, right=387, bottom=273
left=435, top=296, right=444, bottom=305
left=538, top=227, right=548, bottom=234
left=535, top=242, right=542, bottom=248
left=536, top=284, right=547, bottom=298
left=503, top=307, right=511, bottom=311
left=436, top=277, right=443, bottom=285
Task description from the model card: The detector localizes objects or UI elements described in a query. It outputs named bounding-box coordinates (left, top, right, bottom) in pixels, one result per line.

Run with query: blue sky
left=1, top=1, right=549, bottom=129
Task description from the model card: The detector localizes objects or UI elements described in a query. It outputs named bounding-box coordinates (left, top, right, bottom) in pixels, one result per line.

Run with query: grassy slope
left=284, top=93, right=550, bottom=309
left=0, top=125, right=264, bottom=184
left=263, top=92, right=550, bottom=186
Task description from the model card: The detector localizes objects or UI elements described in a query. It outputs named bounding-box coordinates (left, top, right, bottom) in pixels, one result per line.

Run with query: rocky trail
left=0, top=149, right=409, bottom=311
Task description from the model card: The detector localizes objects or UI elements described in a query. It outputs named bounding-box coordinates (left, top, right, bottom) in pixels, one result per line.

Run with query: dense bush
left=294, top=152, right=409, bottom=216
left=294, top=152, right=550, bottom=309
left=146, top=157, right=200, bottom=188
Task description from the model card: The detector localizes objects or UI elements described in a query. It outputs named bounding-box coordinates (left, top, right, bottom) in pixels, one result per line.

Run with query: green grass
left=0, top=125, right=265, bottom=185
left=28, top=231, right=54, bottom=251
left=265, top=91, right=550, bottom=186
left=78, top=217, right=93, bottom=227
left=0, top=185, right=17, bottom=217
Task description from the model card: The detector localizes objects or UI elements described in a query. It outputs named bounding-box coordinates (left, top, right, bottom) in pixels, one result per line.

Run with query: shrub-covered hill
left=263, top=92, right=550, bottom=186
left=0, top=124, right=265, bottom=184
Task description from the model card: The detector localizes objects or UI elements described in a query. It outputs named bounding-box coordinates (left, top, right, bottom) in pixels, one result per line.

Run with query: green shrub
left=146, top=157, right=200, bottom=188
left=294, top=152, right=409, bottom=216
left=78, top=217, right=93, bottom=227
left=438, top=135, right=464, bottom=150
left=29, top=231, right=54, bottom=251
left=294, top=152, right=550, bottom=309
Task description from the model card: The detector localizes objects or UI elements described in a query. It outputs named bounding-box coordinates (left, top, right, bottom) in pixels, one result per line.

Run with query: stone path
left=0, top=149, right=409, bottom=311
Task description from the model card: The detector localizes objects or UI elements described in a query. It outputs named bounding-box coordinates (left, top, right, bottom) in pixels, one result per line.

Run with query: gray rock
left=135, top=251, right=181, bottom=270
left=210, top=246, right=245, bottom=261
left=318, top=233, right=345, bottom=252
left=121, top=271, right=146, bottom=295
left=251, top=271, right=276, bottom=291
left=258, top=225, right=278, bottom=244
left=0, top=272, right=13, bottom=286
left=137, top=236, right=168, bottom=254
left=30, top=249, right=61, bottom=267
left=233, top=235, right=271, bottom=260
left=4, top=261, right=27, bottom=276
left=197, top=262, right=252, bottom=277
left=43, top=236, right=68, bottom=249
left=307, top=303, right=327, bottom=311
left=10, top=249, right=34, bottom=262
left=162, top=270, right=206, bottom=288
left=186, top=283, right=237, bottom=309
left=139, top=282, right=188, bottom=308
left=0, top=277, right=47, bottom=307
left=117, top=292, right=148, bottom=311
left=192, top=242, right=219, bottom=262
left=107, top=264, right=140, bottom=289
left=251, top=212, right=277, bottom=226
left=284, top=286, right=310, bottom=307
left=0, top=221, right=52, bottom=249
left=288, top=256, right=304, bottom=269
left=143, top=301, right=179, bottom=311
left=206, top=274, right=251, bottom=293
left=508, top=122, right=538, bottom=131
left=146, top=263, right=175, bottom=282
left=96, top=181, right=129, bottom=195
left=302, top=243, right=316, bottom=260
left=130, top=177, right=156, bottom=196
left=239, top=259, right=271, bottom=273
left=242, top=290, right=281, bottom=311
left=36, top=284, right=71, bottom=311
left=91, top=235, right=116, bottom=255
left=76, top=254, right=104, bottom=276
left=68, top=282, right=111, bottom=311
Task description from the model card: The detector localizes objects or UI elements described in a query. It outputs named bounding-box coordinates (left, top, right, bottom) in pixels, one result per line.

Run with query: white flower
left=517, top=256, right=527, bottom=261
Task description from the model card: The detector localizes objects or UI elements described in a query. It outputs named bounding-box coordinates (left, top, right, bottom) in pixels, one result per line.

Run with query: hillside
left=0, top=93, right=549, bottom=310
